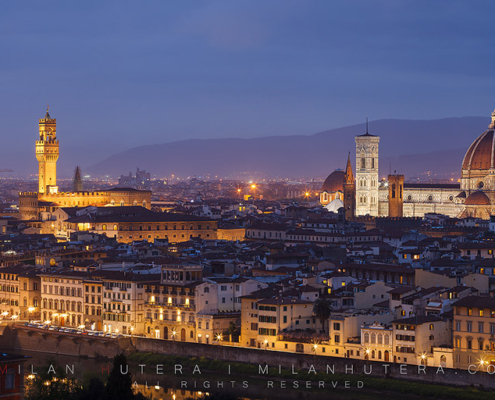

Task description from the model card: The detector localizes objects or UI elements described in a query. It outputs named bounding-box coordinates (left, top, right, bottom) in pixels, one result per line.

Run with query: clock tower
left=355, top=123, right=380, bottom=216
left=36, top=107, right=59, bottom=194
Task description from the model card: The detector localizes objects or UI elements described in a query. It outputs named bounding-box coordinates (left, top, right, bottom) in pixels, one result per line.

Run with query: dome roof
left=462, top=110, right=495, bottom=171
left=321, top=170, right=345, bottom=193
left=464, top=191, right=490, bottom=206
left=324, top=198, right=344, bottom=213
left=462, top=130, right=495, bottom=171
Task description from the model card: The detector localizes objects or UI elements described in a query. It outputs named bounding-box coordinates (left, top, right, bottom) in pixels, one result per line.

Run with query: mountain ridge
left=86, top=116, right=489, bottom=179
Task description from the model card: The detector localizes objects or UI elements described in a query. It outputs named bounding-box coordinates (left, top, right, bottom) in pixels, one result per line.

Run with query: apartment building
left=39, top=271, right=85, bottom=327
left=143, top=265, right=201, bottom=342
left=453, top=296, right=495, bottom=370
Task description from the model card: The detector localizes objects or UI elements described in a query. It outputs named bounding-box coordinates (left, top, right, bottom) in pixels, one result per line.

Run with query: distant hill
left=87, top=117, right=488, bottom=179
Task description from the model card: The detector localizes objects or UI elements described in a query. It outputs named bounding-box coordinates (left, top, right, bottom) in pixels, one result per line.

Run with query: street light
left=216, top=334, right=222, bottom=345
left=171, top=330, right=177, bottom=341
left=28, top=307, right=35, bottom=323
left=264, top=339, right=268, bottom=350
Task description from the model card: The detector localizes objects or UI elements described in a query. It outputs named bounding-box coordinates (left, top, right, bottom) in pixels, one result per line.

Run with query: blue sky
left=1, top=1, right=495, bottom=174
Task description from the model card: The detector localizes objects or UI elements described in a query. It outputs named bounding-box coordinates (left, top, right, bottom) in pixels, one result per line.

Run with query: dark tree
left=25, top=358, right=80, bottom=400
left=228, top=322, right=237, bottom=342
left=313, top=298, right=333, bottom=334
left=75, top=377, right=104, bottom=400
left=73, top=166, right=83, bottom=192
left=101, top=354, right=135, bottom=400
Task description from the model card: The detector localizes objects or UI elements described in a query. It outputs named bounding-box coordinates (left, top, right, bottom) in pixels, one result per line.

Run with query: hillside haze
left=86, top=117, right=488, bottom=180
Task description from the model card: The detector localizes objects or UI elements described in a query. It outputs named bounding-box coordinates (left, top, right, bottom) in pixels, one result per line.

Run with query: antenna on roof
left=366, top=117, right=369, bottom=134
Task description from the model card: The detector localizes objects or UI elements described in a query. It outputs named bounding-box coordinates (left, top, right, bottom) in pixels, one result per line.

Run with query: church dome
left=321, top=170, right=345, bottom=193
left=464, top=191, right=490, bottom=205
left=462, top=110, right=495, bottom=171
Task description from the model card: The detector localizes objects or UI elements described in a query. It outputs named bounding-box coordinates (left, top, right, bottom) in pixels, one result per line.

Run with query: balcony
left=144, top=301, right=195, bottom=310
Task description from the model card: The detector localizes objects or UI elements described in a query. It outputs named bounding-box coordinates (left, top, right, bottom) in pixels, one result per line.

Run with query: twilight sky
left=2, top=1, right=495, bottom=175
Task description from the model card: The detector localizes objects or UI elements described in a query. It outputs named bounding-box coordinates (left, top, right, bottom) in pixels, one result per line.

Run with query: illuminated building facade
left=321, top=108, right=495, bottom=218
left=19, top=110, right=151, bottom=220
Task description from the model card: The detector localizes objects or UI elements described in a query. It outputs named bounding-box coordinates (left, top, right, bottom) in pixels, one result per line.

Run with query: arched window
left=204, top=287, right=210, bottom=293
left=113, top=224, right=118, bottom=231
left=371, top=333, right=376, bottom=344
left=102, top=224, right=107, bottom=231
left=364, top=333, right=369, bottom=343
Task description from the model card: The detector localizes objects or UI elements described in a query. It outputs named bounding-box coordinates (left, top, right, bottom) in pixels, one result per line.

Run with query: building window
left=5, top=369, right=15, bottom=389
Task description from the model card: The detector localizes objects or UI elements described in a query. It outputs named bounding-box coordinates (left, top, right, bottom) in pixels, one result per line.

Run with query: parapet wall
left=2, top=326, right=495, bottom=389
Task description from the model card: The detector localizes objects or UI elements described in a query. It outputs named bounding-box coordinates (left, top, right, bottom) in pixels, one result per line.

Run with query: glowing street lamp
left=216, top=334, right=222, bottom=345
left=264, top=339, right=268, bottom=350
left=171, top=330, right=177, bottom=341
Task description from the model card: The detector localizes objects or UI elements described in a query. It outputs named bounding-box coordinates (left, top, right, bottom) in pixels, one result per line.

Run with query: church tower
left=36, top=107, right=59, bottom=194
left=388, top=174, right=404, bottom=217
left=343, top=153, right=356, bottom=219
left=355, top=122, right=380, bottom=216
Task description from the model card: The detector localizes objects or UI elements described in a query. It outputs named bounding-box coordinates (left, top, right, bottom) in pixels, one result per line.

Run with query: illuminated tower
left=343, top=153, right=356, bottom=219
left=36, top=107, right=59, bottom=194
left=388, top=174, right=404, bottom=217
left=355, top=122, right=380, bottom=216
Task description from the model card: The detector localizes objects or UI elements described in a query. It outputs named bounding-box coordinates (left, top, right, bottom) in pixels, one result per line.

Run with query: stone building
left=19, top=109, right=151, bottom=220
left=321, top=107, right=495, bottom=219
left=41, top=206, right=217, bottom=244
left=452, top=296, right=495, bottom=370
left=143, top=264, right=202, bottom=342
